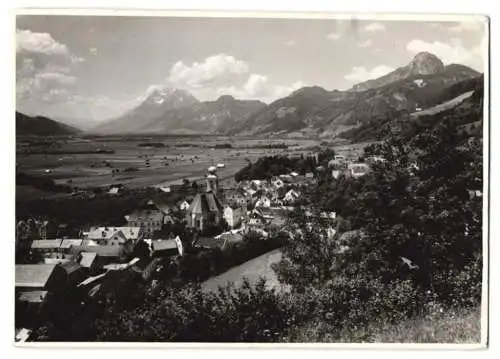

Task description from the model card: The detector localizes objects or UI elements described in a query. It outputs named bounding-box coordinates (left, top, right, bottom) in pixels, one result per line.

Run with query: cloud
left=216, top=75, right=306, bottom=104
left=16, top=28, right=85, bottom=114
left=344, top=65, right=394, bottom=82
left=286, top=40, right=296, bottom=47
left=406, top=38, right=485, bottom=71
left=168, top=54, right=249, bottom=89
left=357, top=39, right=373, bottom=48
left=326, top=32, right=341, bottom=41
left=448, top=20, right=485, bottom=33
left=160, top=53, right=304, bottom=103
left=363, top=22, right=386, bottom=32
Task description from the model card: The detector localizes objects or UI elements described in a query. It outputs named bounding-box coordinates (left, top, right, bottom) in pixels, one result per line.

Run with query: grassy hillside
left=16, top=111, right=80, bottom=136
left=286, top=307, right=481, bottom=343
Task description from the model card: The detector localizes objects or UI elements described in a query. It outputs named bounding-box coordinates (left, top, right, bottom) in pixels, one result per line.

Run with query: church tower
left=206, top=166, right=218, bottom=193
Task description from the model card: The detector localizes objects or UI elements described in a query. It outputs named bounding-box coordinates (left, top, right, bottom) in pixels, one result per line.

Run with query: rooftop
left=18, top=290, right=49, bottom=304
left=60, top=239, right=83, bottom=249
left=79, top=252, right=98, bottom=268
left=16, top=264, right=58, bottom=288
left=151, top=239, right=178, bottom=252
left=190, top=191, right=223, bottom=214
left=31, top=239, right=63, bottom=249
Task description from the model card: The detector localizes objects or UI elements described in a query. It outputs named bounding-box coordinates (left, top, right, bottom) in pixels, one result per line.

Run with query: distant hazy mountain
left=135, top=95, right=266, bottom=134
left=90, top=86, right=200, bottom=134
left=16, top=112, right=81, bottom=136
left=225, top=52, right=481, bottom=137
left=52, top=116, right=101, bottom=131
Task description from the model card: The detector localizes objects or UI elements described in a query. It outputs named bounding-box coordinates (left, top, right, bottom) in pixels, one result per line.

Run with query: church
left=187, top=166, right=224, bottom=232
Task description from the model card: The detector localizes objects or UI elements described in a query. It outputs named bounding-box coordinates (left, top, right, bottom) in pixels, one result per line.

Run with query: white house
left=224, top=205, right=244, bottom=229
left=272, top=178, right=285, bottom=189
left=348, top=163, right=371, bottom=178
left=86, top=226, right=142, bottom=246
left=283, top=189, right=300, bottom=203
left=179, top=200, right=190, bottom=211
left=332, top=170, right=342, bottom=179
left=255, top=195, right=271, bottom=208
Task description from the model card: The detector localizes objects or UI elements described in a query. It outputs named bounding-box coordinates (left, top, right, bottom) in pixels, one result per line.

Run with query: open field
left=201, top=248, right=289, bottom=293
left=16, top=135, right=369, bottom=194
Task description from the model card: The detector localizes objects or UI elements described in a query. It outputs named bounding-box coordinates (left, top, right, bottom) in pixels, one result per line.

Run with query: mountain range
left=17, top=52, right=483, bottom=139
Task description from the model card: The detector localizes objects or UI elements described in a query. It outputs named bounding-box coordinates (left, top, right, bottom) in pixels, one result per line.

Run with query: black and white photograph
left=13, top=10, right=488, bottom=345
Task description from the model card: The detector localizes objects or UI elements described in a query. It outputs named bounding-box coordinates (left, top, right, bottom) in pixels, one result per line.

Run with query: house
left=331, top=170, right=342, bottom=179
left=43, top=252, right=76, bottom=265
left=289, top=172, right=299, bottom=177
left=30, top=239, right=63, bottom=255
left=159, top=186, right=172, bottom=193
left=86, top=227, right=141, bottom=246
left=79, top=252, right=100, bottom=274
left=15, top=264, right=67, bottom=293
left=126, top=209, right=164, bottom=237
left=255, top=195, right=271, bottom=208
left=59, top=262, right=87, bottom=287
left=218, top=232, right=244, bottom=250
left=70, top=245, right=130, bottom=265
left=272, top=178, right=285, bottom=189
left=283, top=189, right=300, bottom=203
left=108, top=186, right=121, bottom=195
left=320, top=212, right=337, bottom=221
left=179, top=200, right=190, bottom=211
left=151, top=236, right=183, bottom=257
left=305, top=172, right=314, bottom=180
left=224, top=205, right=245, bottom=229
left=59, top=239, right=83, bottom=253
left=348, top=163, right=371, bottom=178
left=188, top=190, right=224, bottom=232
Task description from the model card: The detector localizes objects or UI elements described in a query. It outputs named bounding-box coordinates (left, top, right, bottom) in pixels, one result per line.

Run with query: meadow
left=16, top=135, right=366, bottom=197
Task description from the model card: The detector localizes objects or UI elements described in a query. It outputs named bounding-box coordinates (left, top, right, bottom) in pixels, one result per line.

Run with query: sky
left=16, top=14, right=487, bottom=122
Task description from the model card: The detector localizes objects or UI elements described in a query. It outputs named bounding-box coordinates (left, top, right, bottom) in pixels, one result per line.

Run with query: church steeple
left=206, top=166, right=218, bottom=193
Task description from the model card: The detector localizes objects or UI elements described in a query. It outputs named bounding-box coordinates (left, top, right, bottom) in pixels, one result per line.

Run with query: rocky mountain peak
left=409, top=52, right=445, bottom=75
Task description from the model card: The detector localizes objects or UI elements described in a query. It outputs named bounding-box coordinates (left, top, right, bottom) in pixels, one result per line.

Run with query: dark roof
left=127, top=209, right=164, bottom=222
left=16, top=264, right=58, bottom=288
left=59, top=261, right=84, bottom=275
left=190, top=191, right=223, bottom=215
left=219, top=232, right=244, bottom=247
left=194, top=237, right=225, bottom=249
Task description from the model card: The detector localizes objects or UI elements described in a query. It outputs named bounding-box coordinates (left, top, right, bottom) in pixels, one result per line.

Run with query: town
left=15, top=149, right=378, bottom=341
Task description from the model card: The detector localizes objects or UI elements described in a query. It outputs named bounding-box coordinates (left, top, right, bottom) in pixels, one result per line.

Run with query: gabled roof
left=87, top=227, right=141, bottom=241
left=16, top=264, right=58, bottom=288
left=31, top=239, right=62, bottom=250
left=80, top=252, right=98, bottom=268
